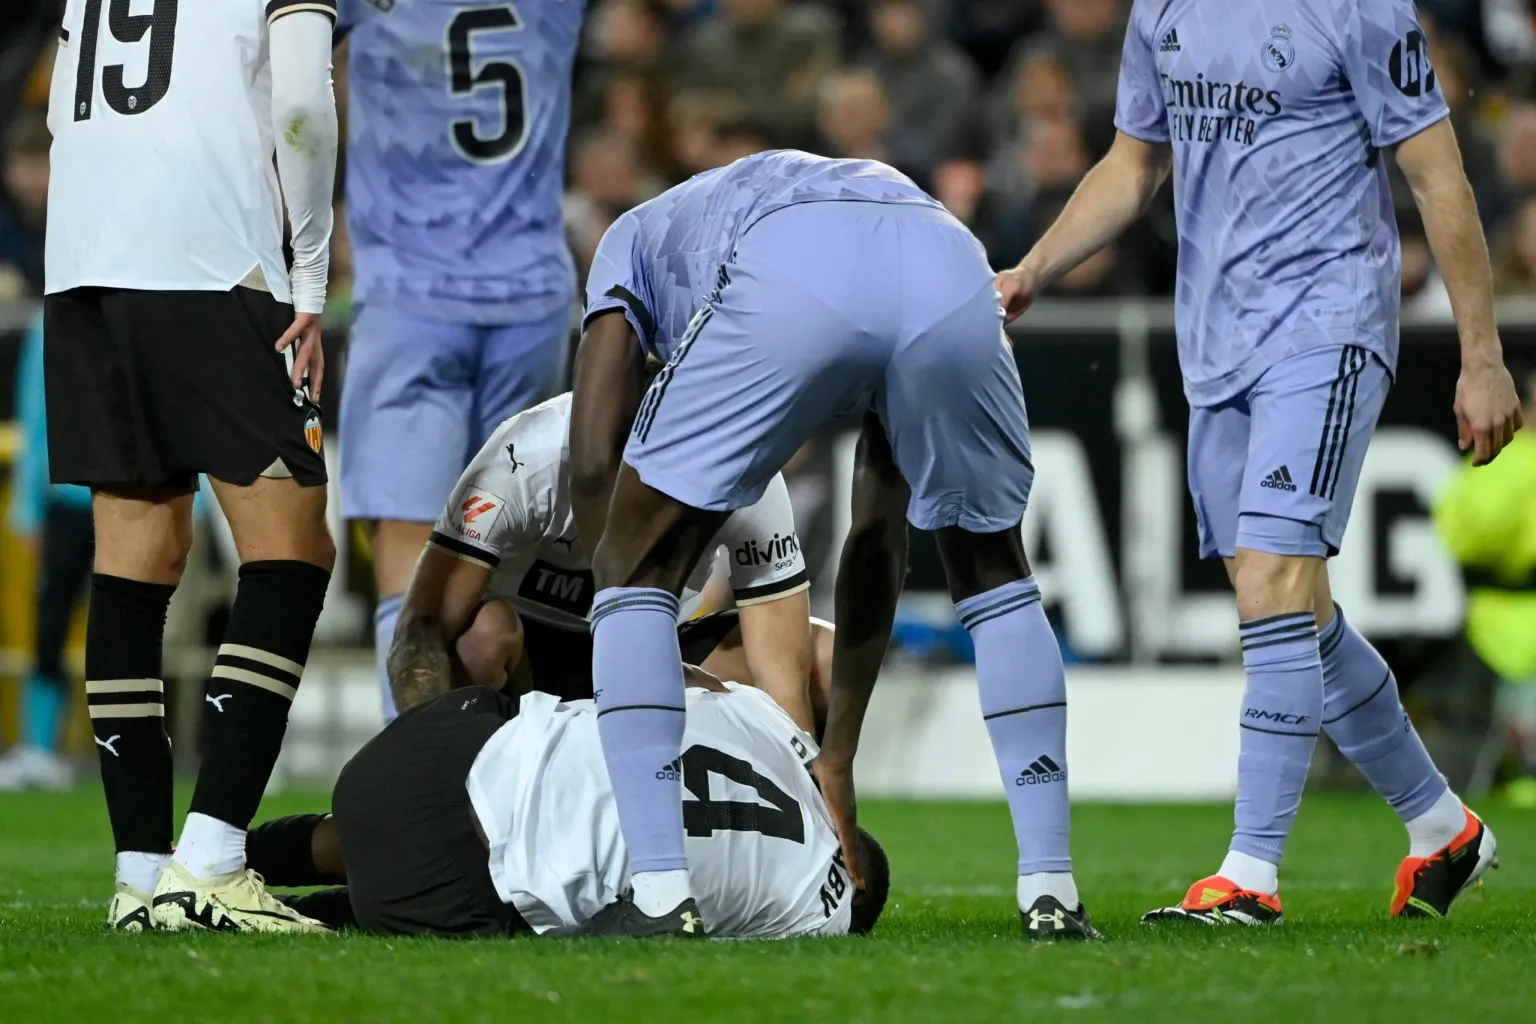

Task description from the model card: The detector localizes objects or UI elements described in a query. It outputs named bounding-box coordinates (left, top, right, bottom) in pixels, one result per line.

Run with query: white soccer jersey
left=466, top=684, right=854, bottom=938
left=46, top=0, right=336, bottom=301
left=428, top=393, right=809, bottom=630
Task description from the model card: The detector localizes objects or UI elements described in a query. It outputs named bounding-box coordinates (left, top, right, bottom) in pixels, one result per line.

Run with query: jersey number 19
left=73, top=0, right=178, bottom=122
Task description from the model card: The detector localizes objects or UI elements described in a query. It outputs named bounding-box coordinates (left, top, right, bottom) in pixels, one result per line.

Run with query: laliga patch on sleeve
left=448, top=492, right=506, bottom=544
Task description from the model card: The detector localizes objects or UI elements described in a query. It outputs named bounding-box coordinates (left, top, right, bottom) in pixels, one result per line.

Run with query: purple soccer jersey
left=1115, top=0, right=1449, bottom=406
left=339, top=0, right=583, bottom=325
left=583, top=150, right=943, bottom=362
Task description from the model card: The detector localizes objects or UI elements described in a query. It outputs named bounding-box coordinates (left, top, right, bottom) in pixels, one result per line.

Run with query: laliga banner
left=830, top=323, right=1530, bottom=660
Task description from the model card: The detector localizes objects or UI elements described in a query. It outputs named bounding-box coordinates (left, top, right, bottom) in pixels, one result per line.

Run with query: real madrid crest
left=304, top=411, right=323, bottom=454
left=1262, top=24, right=1295, bottom=72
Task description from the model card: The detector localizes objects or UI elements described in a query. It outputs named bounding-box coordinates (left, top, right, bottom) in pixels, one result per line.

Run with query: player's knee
left=1232, top=548, right=1321, bottom=620
left=935, top=523, right=1029, bottom=603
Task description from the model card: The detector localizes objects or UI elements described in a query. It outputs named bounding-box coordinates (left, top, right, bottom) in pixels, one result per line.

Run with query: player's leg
left=878, top=255, right=1095, bottom=940
left=43, top=288, right=189, bottom=929
left=584, top=221, right=887, bottom=934
left=339, top=305, right=479, bottom=722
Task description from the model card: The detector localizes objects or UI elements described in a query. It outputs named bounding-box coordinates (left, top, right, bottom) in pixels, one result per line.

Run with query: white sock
left=1218, top=849, right=1279, bottom=895
left=172, top=812, right=247, bottom=879
left=630, top=869, right=692, bottom=917
left=1406, top=787, right=1467, bottom=858
left=1017, top=872, right=1079, bottom=911
left=116, top=851, right=170, bottom=895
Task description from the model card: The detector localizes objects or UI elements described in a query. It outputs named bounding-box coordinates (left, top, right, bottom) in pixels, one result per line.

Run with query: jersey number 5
left=73, top=0, right=178, bottom=122
left=446, top=6, right=528, bottom=165
left=681, top=745, right=805, bottom=844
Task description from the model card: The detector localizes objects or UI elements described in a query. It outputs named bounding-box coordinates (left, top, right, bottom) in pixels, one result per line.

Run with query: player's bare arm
left=996, top=132, right=1173, bottom=322
left=1394, top=118, right=1524, bottom=465
left=568, top=312, right=649, bottom=554
left=387, top=548, right=492, bottom=712
left=268, top=11, right=339, bottom=399
left=735, top=589, right=817, bottom=734
left=814, top=412, right=912, bottom=886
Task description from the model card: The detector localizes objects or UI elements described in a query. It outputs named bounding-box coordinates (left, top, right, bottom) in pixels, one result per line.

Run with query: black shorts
left=519, top=609, right=743, bottom=701
left=331, top=686, right=531, bottom=937
left=44, top=286, right=327, bottom=490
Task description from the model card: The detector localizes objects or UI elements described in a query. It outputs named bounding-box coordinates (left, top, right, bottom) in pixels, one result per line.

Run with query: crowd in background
left=5, top=1, right=1536, bottom=306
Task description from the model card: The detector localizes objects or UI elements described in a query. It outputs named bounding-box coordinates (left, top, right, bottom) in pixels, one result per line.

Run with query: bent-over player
left=46, top=0, right=340, bottom=932
left=246, top=673, right=888, bottom=939
left=998, top=0, right=1518, bottom=924
left=561, top=150, right=1093, bottom=940
left=390, top=391, right=829, bottom=734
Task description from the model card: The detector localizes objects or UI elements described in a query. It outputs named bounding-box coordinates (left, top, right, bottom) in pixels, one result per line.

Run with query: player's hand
left=813, top=754, right=863, bottom=889
left=993, top=264, right=1041, bottom=324
left=276, top=312, right=326, bottom=403
left=1454, top=352, right=1523, bottom=466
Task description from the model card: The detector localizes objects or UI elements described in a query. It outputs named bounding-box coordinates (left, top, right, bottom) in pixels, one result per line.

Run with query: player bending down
left=46, top=0, right=339, bottom=932
left=245, top=669, right=888, bottom=939
left=998, top=0, right=1520, bottom=925
left=564, top=150, right=1091, bottom=940
left=388, top=391, right=831, bottom=735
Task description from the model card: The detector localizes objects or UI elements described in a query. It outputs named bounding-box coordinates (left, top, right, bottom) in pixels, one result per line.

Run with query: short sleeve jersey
left=47, top=0, right=339, bottom=300
left=582, top=149, right=942, bottom=362
left=1115, top=0, right=1449, bottom=406
left=467, top=683, right=854, bottom=937
left=428, top=393, right=810, bottom=628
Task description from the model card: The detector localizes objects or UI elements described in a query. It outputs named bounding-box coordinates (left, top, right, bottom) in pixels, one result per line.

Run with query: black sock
left=247, top=813, right=330, bottom=886
left=190, top=559, right=330, bottom=830
left=85, top=574, right=177, bottom=855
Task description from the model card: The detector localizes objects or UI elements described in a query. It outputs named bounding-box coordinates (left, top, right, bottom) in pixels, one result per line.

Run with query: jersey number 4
left=73, top=0, right=177, bottom=121
left=681, top=745, right=805, bottom=844
left=446, top=6, right=528, bottom=165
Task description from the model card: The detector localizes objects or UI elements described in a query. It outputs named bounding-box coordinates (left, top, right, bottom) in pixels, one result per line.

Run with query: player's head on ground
left=849, top=828, right=890, bottom=935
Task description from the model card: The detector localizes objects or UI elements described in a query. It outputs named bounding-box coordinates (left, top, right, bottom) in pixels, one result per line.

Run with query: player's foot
left=1392, top=806, right=1499, bottom=919
left=150, top=862, right=330, bottom=934
left=107, top=883, right=154, bottom=932
left=1141, top=875, right=1283, bottom=926
left=1021, top=895, right=1102, bottom=940
left=0, top=746, right=74, bottom=791
left=548, top=894, right=707, bottom=938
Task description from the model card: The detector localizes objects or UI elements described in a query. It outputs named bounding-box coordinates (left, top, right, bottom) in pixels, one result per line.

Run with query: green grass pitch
left=1, top=789, right=1533, bottom=1022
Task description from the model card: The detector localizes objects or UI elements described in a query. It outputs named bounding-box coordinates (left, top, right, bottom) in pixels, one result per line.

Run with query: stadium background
left=2, top=0, right=1536, bottom=798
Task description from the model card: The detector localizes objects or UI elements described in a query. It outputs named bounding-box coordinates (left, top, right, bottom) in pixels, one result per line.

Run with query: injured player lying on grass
left=390, top=390, right=834, bottom=737
left=243, top=665, right=888, bottom=939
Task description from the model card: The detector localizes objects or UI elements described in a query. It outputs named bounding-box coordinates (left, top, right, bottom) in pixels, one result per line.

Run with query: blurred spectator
left=565, top=131, right=661, bottom=279
left=1493, top=193, right=1536, bottom=296
left=0, top=314, right=90, bottom=791
left=674, top=0, right=841, bottom=148
left=859, top=0, right=981, bottom=183
left=815, top=70, right=893, bottom=164
left=994, top=0, right=1124, bottom=156
left=948, top=0, right=1046, bottom=82
left=0, top=111, right=48, bottom=299
left=1433, top=366, right=1536, bottom=803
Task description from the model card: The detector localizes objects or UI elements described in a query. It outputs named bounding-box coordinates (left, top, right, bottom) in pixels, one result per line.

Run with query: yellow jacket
left=1433, top=430, right=1536, bottom=680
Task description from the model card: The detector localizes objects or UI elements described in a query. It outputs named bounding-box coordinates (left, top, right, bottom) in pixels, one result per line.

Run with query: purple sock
left=956, top=578, right=1071, bottom=875
left=1231, top=613, right=1323, bottom=865
left=1320, top=605, right=1447, bottom=821
left=591, top=587, right=689, bottom=875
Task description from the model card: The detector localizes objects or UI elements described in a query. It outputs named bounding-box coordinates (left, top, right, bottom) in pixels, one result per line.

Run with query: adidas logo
left=1260, top=465, right=1297, bottom=492
left=1159, top=28, right=1181, bottom=52
left=655, top=758, right=682, bottom=781
left=1016, top=755, right=1066, bottom=786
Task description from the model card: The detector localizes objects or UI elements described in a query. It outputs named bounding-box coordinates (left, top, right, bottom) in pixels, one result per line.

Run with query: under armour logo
left=506, top=443, right=525, bottom=473
left=680, top=910, right=703, bottom=934
left=206, top=693, right=233, bottom=713
left=1029, top=908, right=1066, bottom=931
left=96, top=734, right=122, bottom=757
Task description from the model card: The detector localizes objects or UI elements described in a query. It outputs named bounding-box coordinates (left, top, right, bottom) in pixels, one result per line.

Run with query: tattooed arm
left=386, top=610, right=455, bottom=713
left=386, top=546, right=494, bottom=713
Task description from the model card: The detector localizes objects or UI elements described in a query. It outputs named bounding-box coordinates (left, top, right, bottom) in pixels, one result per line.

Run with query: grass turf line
left=0, top=790, right=1533, bottom=1022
